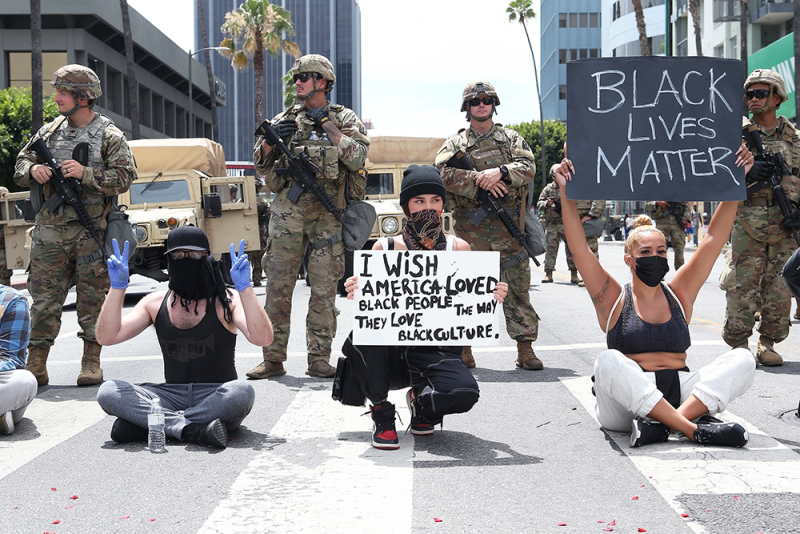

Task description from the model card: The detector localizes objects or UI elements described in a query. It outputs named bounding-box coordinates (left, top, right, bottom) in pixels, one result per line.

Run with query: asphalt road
left=1, top=241, right=799, bottom=534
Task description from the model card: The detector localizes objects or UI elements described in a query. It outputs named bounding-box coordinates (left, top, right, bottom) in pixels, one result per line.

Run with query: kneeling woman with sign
left=551, top=148, right=757, bottom=448
left=341, top=165, right=508, bottom=450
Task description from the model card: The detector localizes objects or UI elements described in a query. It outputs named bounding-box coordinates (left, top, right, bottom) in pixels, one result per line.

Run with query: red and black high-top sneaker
left=370, top=401, right=399, bottom=450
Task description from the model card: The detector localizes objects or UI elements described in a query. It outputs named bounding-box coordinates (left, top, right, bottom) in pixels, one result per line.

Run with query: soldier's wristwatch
left=499, top=165, right=509, bottom=179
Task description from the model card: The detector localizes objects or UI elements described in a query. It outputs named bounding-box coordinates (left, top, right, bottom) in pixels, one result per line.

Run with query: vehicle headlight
left=382, top=217, right=398, bottom=234
left=135, top=225, right=147, bottom=243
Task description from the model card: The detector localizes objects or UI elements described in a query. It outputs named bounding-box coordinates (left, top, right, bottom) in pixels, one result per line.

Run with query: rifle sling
left=500, top=250, right=528, bottom=272
left=737, top=212, right=787, bottom=245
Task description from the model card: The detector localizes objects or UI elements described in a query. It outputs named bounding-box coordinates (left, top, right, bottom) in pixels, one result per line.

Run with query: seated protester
left=95, top=228, right=273, bottom=449
left=0, top=283, right=37, bottom=435
left=552, top=148, right=757, bottom=448
left=342, top=165, right=508, bottom=450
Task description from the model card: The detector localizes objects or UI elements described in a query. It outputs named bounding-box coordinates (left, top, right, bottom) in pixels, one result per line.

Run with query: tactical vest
left=460, top=127, right=526, bottom=210
left=760, top=117, right=800, bottom=205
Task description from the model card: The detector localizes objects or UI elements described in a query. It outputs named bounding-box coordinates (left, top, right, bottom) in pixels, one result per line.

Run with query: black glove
left=275, top=119, right=297, bottom=141
left=306, top=106, right=330, bottom=128
left=786, top=210, right=800, bottom=229
left=746, top=160, right=771, bottom=183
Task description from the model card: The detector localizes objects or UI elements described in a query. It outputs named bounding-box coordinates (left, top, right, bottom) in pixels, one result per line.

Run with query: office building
left=196, top=0, right=362, bottom=162
left=0, top=0, right=224, bottom=140
left=540, top=0, right=602, bottom=121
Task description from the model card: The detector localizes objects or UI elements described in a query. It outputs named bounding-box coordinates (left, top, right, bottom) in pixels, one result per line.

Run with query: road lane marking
left=0, top=398, right=106, bottom=481
left=199, top=388, right=413, bottom=534
left=562, top=376, right=800, bottom=534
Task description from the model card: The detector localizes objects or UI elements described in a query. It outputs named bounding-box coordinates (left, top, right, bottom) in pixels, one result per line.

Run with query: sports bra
left=605, top=283, right=691, bottom=355
left=378, top=234, right=457, bottom=251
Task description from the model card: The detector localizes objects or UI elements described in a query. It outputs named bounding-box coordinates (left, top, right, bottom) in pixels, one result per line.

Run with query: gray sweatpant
left=0, top=369, right=38, bottom=429
left=97, top=379, right=255, bottom=440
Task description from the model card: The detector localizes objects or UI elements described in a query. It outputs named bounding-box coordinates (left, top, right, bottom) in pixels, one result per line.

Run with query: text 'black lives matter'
left=566, top=56, right=746, bottom=201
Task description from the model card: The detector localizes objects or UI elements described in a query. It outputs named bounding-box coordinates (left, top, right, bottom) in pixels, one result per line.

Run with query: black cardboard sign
left=566, top=57, right=746, bottom=201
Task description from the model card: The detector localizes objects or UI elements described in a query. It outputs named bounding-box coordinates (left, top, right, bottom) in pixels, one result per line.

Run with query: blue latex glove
left=107, top=239, right=130, bottom=290
left=229, top=240, right=252, bottom=292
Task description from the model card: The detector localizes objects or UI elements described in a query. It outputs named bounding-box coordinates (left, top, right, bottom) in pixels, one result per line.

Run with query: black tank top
left=606, top=283, right=691, bottom=355
left=155, top=291, right=238, bottom=384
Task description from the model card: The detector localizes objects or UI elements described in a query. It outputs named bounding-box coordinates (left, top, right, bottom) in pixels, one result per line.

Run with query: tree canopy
left=0, top=87, right=58, bottom=191
left=506, top=119, right=566, bottom=200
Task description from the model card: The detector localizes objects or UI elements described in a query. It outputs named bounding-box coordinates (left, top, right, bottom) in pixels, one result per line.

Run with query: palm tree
left=30, top=0, right=42, bottom=133
left=506, top=0, right=546, bottom=189
left=219, top=0, right=301, bottom=130
left=119, top=0, right=140, bottom=139
left=794, top=2, right=799, bottom=121
left=632, top=0, right=651, bottom=55
left=741, top=1, right=749, bottom=115
left=689, top=0, right=703, bottom=56
left=197, top=0, right=219, bottom=142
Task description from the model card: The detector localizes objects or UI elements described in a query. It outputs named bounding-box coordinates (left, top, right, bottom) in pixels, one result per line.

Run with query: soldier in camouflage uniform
left=0, top=187, right=13, bottom=286
left=14, top=65, right=136, bottom=387
left=247, top=54, right=369, bottom=379
left=434, top=81, right=542, bottom=370
left=723, top=69, right=800, bottom=367
left=248, top=180, right=270, bottom=287
left=537, top=166, right=604, bottom=287
left=646, top=201, right=691, bottom=270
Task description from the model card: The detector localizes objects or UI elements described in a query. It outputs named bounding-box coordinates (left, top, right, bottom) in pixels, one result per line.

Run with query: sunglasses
left=745, top=89, right=771, bottom=100
left=469, top=97, right=494, bottom=107
left=168, top=250, right=206, bottom=260
left=293, top=73, right=318, bottom=83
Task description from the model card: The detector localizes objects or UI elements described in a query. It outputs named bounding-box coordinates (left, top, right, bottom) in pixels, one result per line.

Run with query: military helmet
left=50, top=64, right=102, bottom=100
left=461, top=81, right=500, bottom=112
left=744, top=68, right=787, bottom=103
left=290, top=54, right=335, bottom=93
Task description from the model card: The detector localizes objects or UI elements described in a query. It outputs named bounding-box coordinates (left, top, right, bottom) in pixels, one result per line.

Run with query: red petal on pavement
left=69, top=495, right=78, bottom=500
left=51, top=488, right=57, bottom=491
left=434, top=518, right=442, bottom=523
left=603, top=529, right=613, bottom=532
left=557, top=522, right=567, bottom=526
left=681, top=513, right=689, bottom=518
left=638, top=529, right=647, bottom=532
left=52, top=520, right=61, bottom=524
left=609, top=520, right=616, bottom=526
left=150, top=518, right=156, bottom=522
left=597, top=519, right=605, bottom=523
left=630, top=496, right=639, bottom=500
left=639, top=484, right=645, bottom=487
left=734, top=495, right=742, bottom=500
left=121, top=515, right=130, bottom=519
left=65, top=505, right=73, bottom=509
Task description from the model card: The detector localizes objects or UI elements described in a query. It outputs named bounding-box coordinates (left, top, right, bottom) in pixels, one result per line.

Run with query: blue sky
left=128, top=0, right=543, bottom=138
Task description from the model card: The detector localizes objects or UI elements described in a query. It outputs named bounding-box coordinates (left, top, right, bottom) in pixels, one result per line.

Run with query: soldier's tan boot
left=515, top=341, right=543, bottom=371
left=246, top=358, right=286, bottom=379
left=77, top=341, right=103, bottom=386
left=570, top=269, right=583, bottom=285
left=26, top=346, right=50, bottom=387
left=756, top=336, right=783, bottom=367
left=542, top=271, right=554, bottom=283
left=461, top=346, right=476, bottom=368
left=306, top=360, right=336, bottom=378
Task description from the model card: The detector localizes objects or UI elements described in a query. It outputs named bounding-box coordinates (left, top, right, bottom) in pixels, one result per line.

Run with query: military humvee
left=0, top=191, right=31, bottom=272
left=338, top=136, right=450, bottom=292
left=123, top=138, right=259, bottom=281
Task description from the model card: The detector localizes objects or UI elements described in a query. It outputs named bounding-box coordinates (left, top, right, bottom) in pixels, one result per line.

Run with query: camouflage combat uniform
left=0, top=187, right=13, bottom=285
left=723, top=115, right=800, bottom=349
left=435, top=124, right=538, bottom=343
left=248, top=195, right=270, bottom=285
left=255, top=102, right=369, bottom=366
left=537, top=181, right=603, bottom=272
left=15, top=113, right=135, bottom=351
left=646, top=201, right=690, bottom=270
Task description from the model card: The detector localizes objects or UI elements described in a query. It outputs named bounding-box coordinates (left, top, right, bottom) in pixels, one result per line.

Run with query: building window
left=106, top=68, right=121, bottom=114
left=559, top=85, right=567, bottom=100
left=580, top=49, right=589, bottom=59
left=590, top=13, right=599, bottom=27
left=590, top=49, right=600, bottom=58
left=580, top=13, right=588, bottom=27
left=570, top=49, right=579, bottom=61
left=559, top=49, right=568, bottom=64
left=8, top=52, right=68, bottom=95
left=559, top=13, right=567, bottom=28
left=569, top=13, right=578, bottom=27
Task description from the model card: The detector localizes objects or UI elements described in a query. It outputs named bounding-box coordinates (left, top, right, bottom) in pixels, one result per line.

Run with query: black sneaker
left=695, top=414, right=723, bottom=425
left=406, top=389, right=435, bottom=436
left=693, top=421, right=748, bottom=447
left=183, top=419, right=228, bottom=449
left=370, top=401, right=399, bottom=450
left=110, top=418, right=148, bottom=443
left=630, top=419, right=670, bottom=448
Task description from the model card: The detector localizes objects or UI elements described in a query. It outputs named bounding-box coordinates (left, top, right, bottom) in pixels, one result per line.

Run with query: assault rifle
left=742, top=122, right=800, bottom=247
left=662, top=201, right=686, bottom=229
left=255, top=119, right=355, bottom=241
left=29, top=139, right=106, bottom=259
left=445, top=150, right=540, bottom=266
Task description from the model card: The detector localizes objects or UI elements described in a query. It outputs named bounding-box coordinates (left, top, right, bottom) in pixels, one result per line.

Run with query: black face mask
left=633, top=255, right=670, bottom=287
left=167, top=256, right=216, bottom=303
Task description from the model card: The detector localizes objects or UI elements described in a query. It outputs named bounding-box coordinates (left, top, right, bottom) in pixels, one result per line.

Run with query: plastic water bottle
left=148, top=397, right=166, bottom=453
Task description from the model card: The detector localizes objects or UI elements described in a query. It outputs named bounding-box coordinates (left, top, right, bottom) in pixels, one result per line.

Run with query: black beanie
left=399, top=164, right=447, bottom=209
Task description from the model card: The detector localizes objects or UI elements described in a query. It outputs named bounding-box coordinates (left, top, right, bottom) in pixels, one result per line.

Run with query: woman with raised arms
left=551, top=147, right=756, bottom=448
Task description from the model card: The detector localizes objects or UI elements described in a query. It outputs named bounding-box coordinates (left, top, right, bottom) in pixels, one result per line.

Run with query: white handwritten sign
left=566, top=56, right=746, bottom=201
left=352, top=250, right=501, bottom=346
